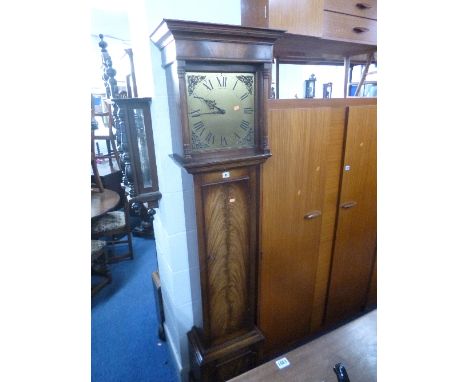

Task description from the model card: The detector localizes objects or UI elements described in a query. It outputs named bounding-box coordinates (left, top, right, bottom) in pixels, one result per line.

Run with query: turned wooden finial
left=98, top=34, right=119, bottom=99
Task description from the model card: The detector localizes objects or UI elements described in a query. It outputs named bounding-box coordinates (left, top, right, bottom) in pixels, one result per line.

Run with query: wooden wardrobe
left=258, top=98, right=376, bottom=356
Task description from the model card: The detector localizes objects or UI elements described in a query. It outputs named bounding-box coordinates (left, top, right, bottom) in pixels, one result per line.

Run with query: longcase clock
left=151, top=19, right=284, bottom=381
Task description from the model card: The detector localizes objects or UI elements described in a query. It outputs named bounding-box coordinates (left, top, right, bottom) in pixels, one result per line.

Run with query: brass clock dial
left=186, top=72, right=255, bottom=151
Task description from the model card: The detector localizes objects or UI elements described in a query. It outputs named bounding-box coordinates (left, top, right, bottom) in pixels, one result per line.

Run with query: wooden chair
left=91, top=240, right=112, bottom=296
left=91, top=194, right=133, bottom=263
left=93, top=100, right=120, bottom=170
left=91, top=107, right=105, bottom=192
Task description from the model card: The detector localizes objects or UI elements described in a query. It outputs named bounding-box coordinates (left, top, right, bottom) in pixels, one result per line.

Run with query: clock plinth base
left=188, top=327, right=264, bottom=382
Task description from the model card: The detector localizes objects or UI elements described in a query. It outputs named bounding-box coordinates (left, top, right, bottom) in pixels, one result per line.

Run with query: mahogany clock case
left=151, top=20, right=286, bottom=381
left=150, top=19, right=285, bottom=174
left=185, top=69, right=256, bottom=152
left=175, top=62, right=271, bottom=173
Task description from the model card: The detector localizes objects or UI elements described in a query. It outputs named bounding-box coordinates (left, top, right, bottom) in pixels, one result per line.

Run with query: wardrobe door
left=259, top=105, right=345, bottom=355
left=325, top=105, right=377, bottom=325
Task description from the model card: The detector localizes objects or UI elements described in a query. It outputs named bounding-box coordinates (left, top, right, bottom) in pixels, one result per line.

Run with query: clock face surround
left=185, top=72, right=256, bottom=152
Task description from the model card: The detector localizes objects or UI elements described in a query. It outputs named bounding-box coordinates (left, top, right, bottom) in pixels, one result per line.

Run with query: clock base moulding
left=188, top=327, right=264, bottom=382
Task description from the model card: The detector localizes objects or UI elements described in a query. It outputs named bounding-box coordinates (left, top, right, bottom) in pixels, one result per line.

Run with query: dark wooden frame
left=193, top=167, right=260, bottom=345
left=181, top=63, right=263, bottom=160
left=123, top=48, right=138, bottom=98
left=189, top=166, right=265, bottom=381
left=112, top=97, right=159, bottom=198
left=151, top=19, right=285, bottom=174
left=151, top=19, right=285, bottom=381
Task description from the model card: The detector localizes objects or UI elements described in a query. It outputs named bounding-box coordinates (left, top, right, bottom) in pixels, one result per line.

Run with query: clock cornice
left=150, top=19, right=285, bottom=170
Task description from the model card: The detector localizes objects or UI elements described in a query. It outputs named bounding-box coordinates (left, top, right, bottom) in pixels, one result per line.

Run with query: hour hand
left=194, top=96, right=226, bottom=114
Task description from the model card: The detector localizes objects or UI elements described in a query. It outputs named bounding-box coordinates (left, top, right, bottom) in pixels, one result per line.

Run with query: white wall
left=125, top=1, right=241, bottom=381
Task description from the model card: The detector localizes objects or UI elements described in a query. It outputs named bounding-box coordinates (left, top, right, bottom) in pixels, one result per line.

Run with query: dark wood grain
left=325, top=105, right=377, bottom=325
left=203, top=179, right=250, bottom=341
left=188, top=327, right=264, bottom=382
left=195, top=167, right=259, bottom=346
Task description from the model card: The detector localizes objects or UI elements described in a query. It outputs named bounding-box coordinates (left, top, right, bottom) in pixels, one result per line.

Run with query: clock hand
left=194, top=96, right=226, bottom=114
left=191, top=111, right=225, bottom=117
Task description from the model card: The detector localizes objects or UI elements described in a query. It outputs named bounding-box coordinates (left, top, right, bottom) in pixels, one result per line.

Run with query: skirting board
left=163, top=322, right=190, bottom=382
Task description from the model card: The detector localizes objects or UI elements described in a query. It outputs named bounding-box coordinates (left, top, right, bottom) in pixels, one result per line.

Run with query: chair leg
left=91, top=158, right=105, bottom=192
left=91, top=248, right=111, bottom=296
left=128, top=231, right=134, bottom=260
left=106, top=232, right=134, bottom=263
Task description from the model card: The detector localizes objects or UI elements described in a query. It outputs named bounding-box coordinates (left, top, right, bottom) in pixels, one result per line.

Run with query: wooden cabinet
left=258, top=102, right=346, bottom=355
left=325, top=105, right=377, bottom=325
left=258, top=99, right=376, bottom=356
left=324, top=0, right=377, bottom=19
left=242, top=0, right=324, bottom=37
left=323, top=10, right=377, bottom=45
left=242, top=0, right=377, bottom=44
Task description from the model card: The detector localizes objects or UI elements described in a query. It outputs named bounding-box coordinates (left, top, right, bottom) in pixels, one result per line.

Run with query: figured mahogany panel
left=196, top=168, right=258, bottom=344
left=259, top=105, right=345, bottom=355
left=325, top=105, right=377, bottom=324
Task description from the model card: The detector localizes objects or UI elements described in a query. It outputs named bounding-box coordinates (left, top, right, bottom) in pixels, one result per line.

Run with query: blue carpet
left=92, top=235, right=179, bottom=382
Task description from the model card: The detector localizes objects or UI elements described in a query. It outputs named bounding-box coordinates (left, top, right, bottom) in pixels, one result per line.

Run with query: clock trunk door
left=195, top=167, right=258, bottom=344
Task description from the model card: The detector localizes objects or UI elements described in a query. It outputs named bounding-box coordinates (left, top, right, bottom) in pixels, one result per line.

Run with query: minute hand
left=194, top=96, right=226, bottom=114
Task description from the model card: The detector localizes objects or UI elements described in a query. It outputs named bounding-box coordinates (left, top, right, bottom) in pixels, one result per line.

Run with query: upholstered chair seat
left=91, top=199, right=133, bottom=263
left=91, top=239, right=106, bottom=257
left=92, top=211, right=126, bottom=234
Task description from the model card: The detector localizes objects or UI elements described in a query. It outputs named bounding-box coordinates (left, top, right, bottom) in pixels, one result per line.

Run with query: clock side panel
left=164, top=61, right=189, bottom=161
left=195, top=167, right=258, bottom=344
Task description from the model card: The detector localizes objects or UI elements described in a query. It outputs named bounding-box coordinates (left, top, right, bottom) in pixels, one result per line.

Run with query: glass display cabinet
left=97, top=34, right=161, bottom=237
left=112, top=97, right=161, bottom=238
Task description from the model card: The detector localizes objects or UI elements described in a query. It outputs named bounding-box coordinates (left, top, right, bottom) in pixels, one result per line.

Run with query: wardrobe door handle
left=304, top=210, right=321, bottom=220
left=356, top=2, right=372, bottom=10
left=353, top=27, right=370, bottom=33
left=341, top=201, right=357, bottom=209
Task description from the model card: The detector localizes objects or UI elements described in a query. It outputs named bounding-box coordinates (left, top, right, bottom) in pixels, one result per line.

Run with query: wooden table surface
left=229, top=310, right=376, bottom=382
left=91, top=188, right=120, bottom=219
